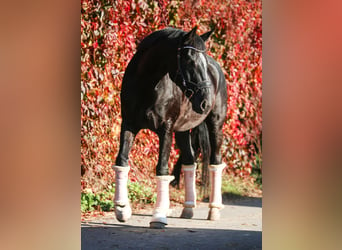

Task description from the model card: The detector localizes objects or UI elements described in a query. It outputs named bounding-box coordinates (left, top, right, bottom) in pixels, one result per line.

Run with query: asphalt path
left=81, top=197, right=262, bottom=249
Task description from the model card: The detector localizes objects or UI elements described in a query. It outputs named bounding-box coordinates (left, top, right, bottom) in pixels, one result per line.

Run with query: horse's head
left=176, top=26, right=214, bottom=114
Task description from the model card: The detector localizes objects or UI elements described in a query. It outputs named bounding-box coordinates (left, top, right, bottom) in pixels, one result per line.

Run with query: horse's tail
left=193, top=122, right=211, bottom=197
left=171, top=122, right=211, bottom=197
left=170, top=155, right=182, bottom=188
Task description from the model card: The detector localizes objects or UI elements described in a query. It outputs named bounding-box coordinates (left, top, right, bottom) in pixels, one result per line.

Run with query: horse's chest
left=173, top=97, right=208, bottom=131
left=146, top=90, right=208, bottom=132
left=145, top=74, right=209, bottom=132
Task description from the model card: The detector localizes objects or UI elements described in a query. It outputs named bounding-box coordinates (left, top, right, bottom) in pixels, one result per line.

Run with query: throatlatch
left=180, top=164, right=197, bottom=219
left=112, top=166, right=132, bottom=222
left=150, top=175, right=174, bottom=228
left=207, top=163, right=226, bottom=220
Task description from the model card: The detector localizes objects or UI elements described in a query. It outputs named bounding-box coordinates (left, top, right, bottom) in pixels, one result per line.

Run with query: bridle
left=176, top=45, right=211, bottom=99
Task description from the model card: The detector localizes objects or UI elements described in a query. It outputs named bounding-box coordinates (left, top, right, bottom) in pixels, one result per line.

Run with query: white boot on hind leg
left=112, top=166, right=132, bottom=222
left=150, top=175, right=174, bottom=229
left=207, top=163, right=226, bottom=221
left=180, top=164, right=196, bottom=219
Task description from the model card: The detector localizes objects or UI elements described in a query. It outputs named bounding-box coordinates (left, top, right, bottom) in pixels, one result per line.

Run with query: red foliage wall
left=81, top=0, right=262, bottom=192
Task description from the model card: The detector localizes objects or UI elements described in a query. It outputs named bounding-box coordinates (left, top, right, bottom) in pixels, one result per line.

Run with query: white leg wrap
left=112, top=166, right=131, bottom=222
left=150, top=175, right=174, bottom=225
left=208, top=163, right=226, bottom=209
left=180, top=164, right=197, bottom=219
left=182, top=164, right=197, bottom=208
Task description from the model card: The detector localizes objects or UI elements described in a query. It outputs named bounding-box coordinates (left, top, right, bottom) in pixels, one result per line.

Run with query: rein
left=176, top=46, right=211, bottom=99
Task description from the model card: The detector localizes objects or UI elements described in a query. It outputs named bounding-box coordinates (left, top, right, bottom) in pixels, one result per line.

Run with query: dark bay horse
left=112, top=27, right=227, bottom=228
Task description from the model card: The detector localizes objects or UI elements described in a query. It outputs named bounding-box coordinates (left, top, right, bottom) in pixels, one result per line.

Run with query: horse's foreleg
left=113, top=127, right=137, bottom=222
left=175, top=132, right=197, bottom=219
left=206, top=118, right=226, bottom=220
left=115, top=126, right=136, bottom=167
left=150, top=124, right=174, bottom=229
left=155, top=123, right=173, bottom=176
left=150, top=175, right=174, bottom=229
left=180, top=164, right=196, bottom=219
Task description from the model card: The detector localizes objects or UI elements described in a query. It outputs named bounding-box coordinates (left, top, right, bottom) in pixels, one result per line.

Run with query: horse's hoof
left=150, top=221, right=167, bottom=229
left=115, top=205, right=132, bottom=222
left=207, top=207, right=220, bottom=221
left=180, top=207, right=194, bottom=219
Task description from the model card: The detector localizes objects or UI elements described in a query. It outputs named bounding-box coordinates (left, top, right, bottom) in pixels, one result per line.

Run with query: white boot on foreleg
left=180, top=164, right=197, bottom=219
left=150, top=175, right=174, bottom=229
left=112, top=166, right=132, bottom=222
left=207, top=163, right=226, bottom=220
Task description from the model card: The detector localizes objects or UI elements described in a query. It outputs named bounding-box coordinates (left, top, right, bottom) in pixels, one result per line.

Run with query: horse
left=112, top=26, right=227, bottom=229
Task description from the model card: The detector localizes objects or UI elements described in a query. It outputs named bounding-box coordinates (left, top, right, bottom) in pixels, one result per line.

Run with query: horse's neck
left=145, top=45, right=177, bottom=85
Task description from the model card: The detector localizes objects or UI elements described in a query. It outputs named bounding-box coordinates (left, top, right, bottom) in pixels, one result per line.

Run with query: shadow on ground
left=81, top=196, right=262, bottom=249
left=202, top=192, right=262, bottom=208
left=222, top=194, right=262, bottom=208
left=81, top=222, right=261, bottom=250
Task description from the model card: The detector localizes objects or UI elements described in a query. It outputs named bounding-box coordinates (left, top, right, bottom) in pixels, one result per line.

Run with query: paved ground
left=81, top=197, right=262, bottom=249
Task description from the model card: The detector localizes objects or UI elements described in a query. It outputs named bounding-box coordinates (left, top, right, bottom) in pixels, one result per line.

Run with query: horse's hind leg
left=112, top=166, right=131, bottom=222
left=175, top=131, right=197, bottom=219
left=113, top=125, right=137, bottom=222
left=207, top=163, right=226, bottom=220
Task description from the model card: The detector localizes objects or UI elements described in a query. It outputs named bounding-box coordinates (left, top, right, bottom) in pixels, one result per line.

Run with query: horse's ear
left=200, top=29, right=214, bottom=42
left=184, top=26, right=198, bottom=42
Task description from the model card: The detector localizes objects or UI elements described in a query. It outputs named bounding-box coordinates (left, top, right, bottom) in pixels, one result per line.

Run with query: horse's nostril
left=200, top=100, right=207, bottom=111
left=185, top=89, right=194, bottom=99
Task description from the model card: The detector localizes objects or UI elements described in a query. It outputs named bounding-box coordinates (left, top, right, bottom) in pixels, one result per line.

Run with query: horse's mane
left=137, top=27, right=185, bottom=51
